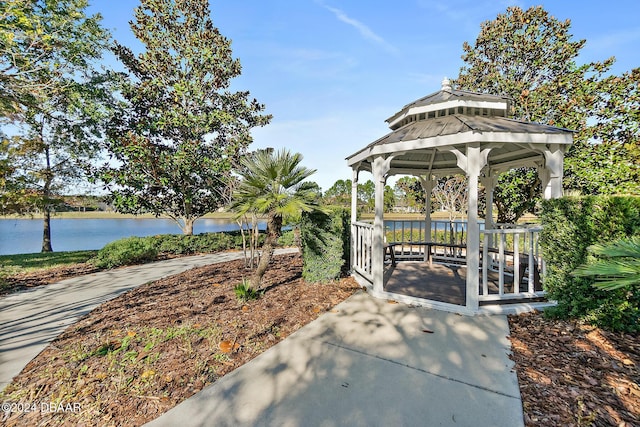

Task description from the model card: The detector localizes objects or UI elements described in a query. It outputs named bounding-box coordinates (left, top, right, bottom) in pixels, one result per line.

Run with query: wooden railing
left=480, top=226, right=544, bottom=301
left=352, top=219, right=545, bottom=304
left=384, top=220, right=467, bottom=263
left=352, top=221, right=374, bottom=281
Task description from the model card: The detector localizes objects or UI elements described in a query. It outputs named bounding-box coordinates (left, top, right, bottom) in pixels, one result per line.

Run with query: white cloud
left=317, top=2, right=399, bottom=54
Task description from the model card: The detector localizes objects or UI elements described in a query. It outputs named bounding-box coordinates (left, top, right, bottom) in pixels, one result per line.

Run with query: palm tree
left=231, top=148, right=318, bottom=289
left=572, top=236, right=640, bottom=290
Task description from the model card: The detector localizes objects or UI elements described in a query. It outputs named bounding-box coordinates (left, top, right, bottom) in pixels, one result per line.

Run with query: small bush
left=277, top=229, right=297, bottom=247
left=150, top=232, right=242, bottom=255
left=540, top=196, right=640, bottom=332
left=234, top=279, right=262, bottom=302
left=301, top=208, right=350, bottom=283
left=92, top=237, right=158, bottom=269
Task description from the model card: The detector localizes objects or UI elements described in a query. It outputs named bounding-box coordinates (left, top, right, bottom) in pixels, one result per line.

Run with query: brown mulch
left=508, top=311, right=639, bottom=426
left=1, top=253, right=360, bottom=426
left=1, top=254, right=638, bottom=426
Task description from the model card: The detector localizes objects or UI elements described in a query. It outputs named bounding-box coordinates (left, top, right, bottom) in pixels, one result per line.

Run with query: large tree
left=1, top=0, right=111, bottom=251
left=0, top=0, right=106, bottom=117
left=98, top=0, right=270, bottom=235
left=456, top=5, right=639, bottom=220
left=394, top=176, right=425, bottom=213
left=323, top=179, right=351, bottom=206
left=231, top=149, right=318, bottom=290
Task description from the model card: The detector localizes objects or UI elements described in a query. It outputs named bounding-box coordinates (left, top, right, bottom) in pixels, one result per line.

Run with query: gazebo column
left=420, top=175, right=435, bottom=262
left=541, top=144, right=565, bottom=199
left=449, top=144, right=491, bottom=312
left=350, top=168, right=359, bottom=271
left=371, top=156, right=392, bottom=294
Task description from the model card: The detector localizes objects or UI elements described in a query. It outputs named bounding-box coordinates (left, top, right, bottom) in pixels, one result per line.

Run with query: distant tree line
left=2, top=2, right=637, bottom=254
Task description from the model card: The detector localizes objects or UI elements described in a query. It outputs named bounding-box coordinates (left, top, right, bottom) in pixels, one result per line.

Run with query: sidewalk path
left=147, top=292, right=524, bottom=427
left=0, top=248, right=297, bottom=390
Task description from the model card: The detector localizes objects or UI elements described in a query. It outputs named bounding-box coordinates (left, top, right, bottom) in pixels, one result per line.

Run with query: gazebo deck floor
left=383, top=261, right=544, bottom=306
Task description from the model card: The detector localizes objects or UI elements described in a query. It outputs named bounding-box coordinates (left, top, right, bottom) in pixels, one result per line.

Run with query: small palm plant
left=572, top=236, right=640, bottom=290
left=230, top=148, right=319, bottom=290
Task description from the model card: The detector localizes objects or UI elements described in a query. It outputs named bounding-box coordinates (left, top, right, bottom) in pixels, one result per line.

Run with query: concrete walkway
left=0, top=248, right=297, bottom=390
left=147, top=292, right=524, bottom=427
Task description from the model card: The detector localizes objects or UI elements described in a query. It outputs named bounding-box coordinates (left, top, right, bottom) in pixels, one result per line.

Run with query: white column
left=466, top=146, right=481, bottom=312
left=450, top=144, right=490, bottom=312
left=350, top=169, right=359, bottom=224
left=371, top=156, right=392, bottom=294
left=420, top=175, right=435, bottom=262
left=543, top=145, right=565, bottom=199
left=350, top=169, right=359, bottom=272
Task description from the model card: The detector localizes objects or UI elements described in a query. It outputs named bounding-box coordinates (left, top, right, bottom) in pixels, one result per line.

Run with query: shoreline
left=0, top=212, right=237, bottom=220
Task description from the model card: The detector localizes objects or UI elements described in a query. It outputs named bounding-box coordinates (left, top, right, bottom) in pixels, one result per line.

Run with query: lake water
left=0, top=218, right=262, bottom=256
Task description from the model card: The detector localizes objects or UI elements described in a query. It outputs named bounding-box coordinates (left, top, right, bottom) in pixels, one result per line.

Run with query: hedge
left=300, top=208, right=350, bottom=283
left=539, top=196, right=640, bottom=332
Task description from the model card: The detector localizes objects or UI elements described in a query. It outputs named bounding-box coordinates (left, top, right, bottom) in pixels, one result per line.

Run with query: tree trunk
left=182, top=217, right=195, bottom=235
left=41, top=207, right=53, bottom=252
left=250, top=214, right=282, bottom=290
left=41, top=146, right=53, bottom=253
left=250, top=239, right=274, bottom=290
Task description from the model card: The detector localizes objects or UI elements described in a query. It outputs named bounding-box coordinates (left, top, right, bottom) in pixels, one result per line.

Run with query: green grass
left=0, top=250, right=97, bottom=274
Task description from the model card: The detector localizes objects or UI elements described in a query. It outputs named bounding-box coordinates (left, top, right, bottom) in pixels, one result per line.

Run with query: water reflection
left=0, top=218, right=265, bottom=255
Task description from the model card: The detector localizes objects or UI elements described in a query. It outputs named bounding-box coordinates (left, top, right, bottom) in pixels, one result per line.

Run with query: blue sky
left=88, top=1, right=640, bottom=191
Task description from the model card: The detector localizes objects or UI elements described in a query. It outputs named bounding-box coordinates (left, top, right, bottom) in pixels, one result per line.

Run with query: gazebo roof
left=386, top=79, right=512, bottom=130
left=346, top=79, right=574, bottom=176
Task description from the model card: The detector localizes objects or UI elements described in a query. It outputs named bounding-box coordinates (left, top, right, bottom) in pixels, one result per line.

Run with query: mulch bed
left=508, top=311, right=639, bottom=426
left=1, top=253, right=638, bottom=426
left=1, top=253, right=360, bottom=426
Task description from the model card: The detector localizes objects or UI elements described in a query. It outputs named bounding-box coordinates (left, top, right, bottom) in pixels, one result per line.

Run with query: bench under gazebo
left=346, top=78, right=573, bottom=315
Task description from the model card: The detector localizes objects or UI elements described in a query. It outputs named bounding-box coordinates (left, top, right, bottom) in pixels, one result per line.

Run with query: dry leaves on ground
left=508, top=311, right=639, bottom=427
left=1, top=253, right=360, bottom=426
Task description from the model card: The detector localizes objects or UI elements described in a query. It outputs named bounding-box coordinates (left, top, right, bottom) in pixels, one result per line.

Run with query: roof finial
left=441, top=77, right=451, bottom=91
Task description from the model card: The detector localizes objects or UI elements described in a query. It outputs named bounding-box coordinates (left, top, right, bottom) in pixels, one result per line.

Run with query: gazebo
left=346, top=78, right=573, bottom=315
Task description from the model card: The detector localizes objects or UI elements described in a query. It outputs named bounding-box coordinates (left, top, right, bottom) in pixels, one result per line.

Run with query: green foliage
left=323, top=179, right=352, bottom=206
left=150, top=232, right=245, bottom=255
left=573, top=236, right=640, bottom=291
left=92, top=237, right=158, bottom=269
left=394, top=177, right=425, bottom=213
left=540, top=196, right=640, bottom=332
left=234, top=279, right=262, bottom=302
left=456, top=5, right=639, bottom=219
left=231, top=148, right=319, bottom=289
left=277, top=230, right=297, bottom=247
left=493, top=168, right=541, bottom=223
left=301, top=208, right=350, bottom=283
left=0, top=0, right=109, bottom=116
left=0, top=249, right=97, bottom=292
left=98, top=0, right=270, bottom=235
left=1, top=0, right=113, bottom=250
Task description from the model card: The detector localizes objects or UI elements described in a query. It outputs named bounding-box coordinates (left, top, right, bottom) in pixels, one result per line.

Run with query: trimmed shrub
left=92, top=237, right=158, bottom=269
left=540, top=196, right=640, bottom=332
left=300, top=208, right=350, bottom=283
left=277, top=229, right=297, bottom=247
left=149, top=231, right=244, bottom=255
left=92, top=231, right=254, bottom=268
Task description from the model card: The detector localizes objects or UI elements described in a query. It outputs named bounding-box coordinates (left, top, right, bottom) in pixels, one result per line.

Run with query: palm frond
left=572, top=236, right=640, bottom=291
left=587, top=236, right=640, bottom=258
